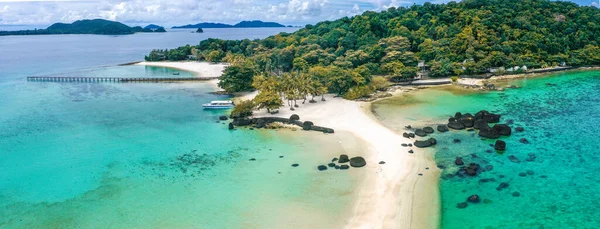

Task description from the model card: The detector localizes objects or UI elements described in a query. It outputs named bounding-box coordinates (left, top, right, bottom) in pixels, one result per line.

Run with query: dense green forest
left=146, top=0, right=600, bottom=100
left=0, top=19, right=166, bottom=36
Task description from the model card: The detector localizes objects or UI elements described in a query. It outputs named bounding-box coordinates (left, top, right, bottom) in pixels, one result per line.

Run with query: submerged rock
left=455, top=157, right=465, bottom=166
left=338, top=154, right=350, bottom=163
left=519, top=138, right=529, bottom=144
left=291, top=163, right=299, bottom=167
left=328, top=163, right=336, bottom=167
left=467, top=195, right=481, bottom=203
left=219, top=116, right=228, bottom=121
left=515, top=127, right=525, bottom=132
left=317, top=165, right=327, bottom=171
left=465, top=163, right=480, bottom=176
left=496, top=182, right=510, bottom=191
left=508, top=155, right=520, bottom=163
left=350, top=157, right=367, bottom=168
left=456, top=202, right=468, bottom=209
left=495, top=140, right=506, bottom=151
left=340, top=165, right=350, bottom=170
left=437, top=125, right=449, bottom=132
left=512, top=192, right=521, bottom=197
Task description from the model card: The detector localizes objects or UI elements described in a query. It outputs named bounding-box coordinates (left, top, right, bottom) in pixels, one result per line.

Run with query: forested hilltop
left=0, top=19, right=165, bottom=36
left=146, top=0, right=600, bottom=99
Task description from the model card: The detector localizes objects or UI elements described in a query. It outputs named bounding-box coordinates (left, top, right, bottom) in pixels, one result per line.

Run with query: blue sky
left=0, top=0, right=598, bottom=26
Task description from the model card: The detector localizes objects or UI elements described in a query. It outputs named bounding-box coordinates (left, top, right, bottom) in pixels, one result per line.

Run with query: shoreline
left=459, top=66, right=600, bottom=87
left=130, top=60, right=441, bottom=228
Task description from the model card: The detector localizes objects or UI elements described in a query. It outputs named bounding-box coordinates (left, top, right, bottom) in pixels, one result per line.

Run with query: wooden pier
left=26, top=76, right=218, bottom=83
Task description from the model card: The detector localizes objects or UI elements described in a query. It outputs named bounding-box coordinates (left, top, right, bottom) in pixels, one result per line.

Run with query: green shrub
left=230, top=100, right=255, bottom=118
left=450, top=76, right=459, bottom=82
left=371, top=76, right=390, bottom=91
left=343, top=85, right=375, bottom=100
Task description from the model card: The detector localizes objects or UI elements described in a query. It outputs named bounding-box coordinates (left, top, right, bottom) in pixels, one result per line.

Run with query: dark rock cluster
left=317, top=154, right=367, bottom=171
left=230, top=115, right=334, bottom=134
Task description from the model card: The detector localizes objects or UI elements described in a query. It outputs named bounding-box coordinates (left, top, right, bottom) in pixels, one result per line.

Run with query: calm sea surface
left=0, top=28, right=365, bottom=228
left=373, top=71, right=600, bottom=229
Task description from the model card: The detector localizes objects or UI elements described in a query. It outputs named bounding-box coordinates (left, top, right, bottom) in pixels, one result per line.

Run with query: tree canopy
left=147, top=0, right=600, bottom=97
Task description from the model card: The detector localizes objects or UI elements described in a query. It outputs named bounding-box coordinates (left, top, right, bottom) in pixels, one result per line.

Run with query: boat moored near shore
left=202, top=100, right=235, bottom=109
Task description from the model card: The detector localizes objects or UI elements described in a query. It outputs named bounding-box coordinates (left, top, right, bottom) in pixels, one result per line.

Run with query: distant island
left=172, top=20, right=287, bottom=29
left=0, top=19, right=166, bottom=36
left=195, top=28, right=204, bottom=33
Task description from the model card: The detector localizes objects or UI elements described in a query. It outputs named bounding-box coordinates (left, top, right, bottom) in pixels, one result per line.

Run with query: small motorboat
left=202, top=100, right=235, bottom=109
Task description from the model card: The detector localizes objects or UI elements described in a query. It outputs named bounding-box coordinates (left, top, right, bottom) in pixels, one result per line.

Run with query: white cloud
left=0, top=0, right=587, bottom=26
left=592, top=2, right=599, bottom=7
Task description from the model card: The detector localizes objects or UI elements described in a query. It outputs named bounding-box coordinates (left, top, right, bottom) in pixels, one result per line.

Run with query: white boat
left=202, top=100, right=235, bottom=109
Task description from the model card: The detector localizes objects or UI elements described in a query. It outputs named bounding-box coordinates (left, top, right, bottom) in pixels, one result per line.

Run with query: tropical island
left=172, top=20, right=288, bottom=29
left=147, top=0, right=600, bottom=103
left=0, top=19, right=166, bottom=36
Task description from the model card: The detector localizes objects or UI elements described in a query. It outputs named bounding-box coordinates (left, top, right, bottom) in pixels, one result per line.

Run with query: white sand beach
left=135, top=61, right=441, bottom=229
left=136, top=61, right=228, bottom=78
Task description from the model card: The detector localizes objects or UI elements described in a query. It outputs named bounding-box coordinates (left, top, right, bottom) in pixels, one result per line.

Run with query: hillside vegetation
left=0, top=19, right=165, bottom=36
left=146, top=0, right=600, bottom=98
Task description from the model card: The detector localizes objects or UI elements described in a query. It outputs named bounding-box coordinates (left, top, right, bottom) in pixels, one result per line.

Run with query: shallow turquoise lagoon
left=373, top=71, right=600, bottom=229
left=0, top=65, right=361, bottom=228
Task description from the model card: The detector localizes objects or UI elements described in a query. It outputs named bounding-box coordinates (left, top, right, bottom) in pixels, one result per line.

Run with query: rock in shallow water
left=448, top=121, right=465, bottom=130
left=317, top=165, right=327, bottom=171
left=495, top=140, right=506, bottom=151
left=456, top=202, right=468, bottom=209
left=455, top=157, right=464, bottom=166
left=423, top=127, right=435, bottom=134
left=415, top=129, right=427, bottom=137
left=467, top=195, right=480, bottom=203
left=338, top=154, right=350, bottom=163
left=414, top=138, right=437, bottom=148
left=291, top=164, right=299, bottom=167
left=340, top=165, right=350, bottom=170
left=437, top=125, right=449, bottom=132
left=350, top=157, right=367, bottom=168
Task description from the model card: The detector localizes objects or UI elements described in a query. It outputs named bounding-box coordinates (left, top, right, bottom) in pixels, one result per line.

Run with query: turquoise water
left=0, top=29, right=363, bottom=228
left=373, top=71, right=600, bottom=229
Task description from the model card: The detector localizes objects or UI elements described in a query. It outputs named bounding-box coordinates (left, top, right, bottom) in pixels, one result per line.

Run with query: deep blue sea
left=0, top=28, right=364, bottom=228
left=373, top=71, right=600, bottom=229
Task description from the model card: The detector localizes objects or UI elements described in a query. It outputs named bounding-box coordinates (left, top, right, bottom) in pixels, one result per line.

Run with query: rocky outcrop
left=473, top=119, right=488, bottom=130
left=219, top=116, right=228, bottom=121
left=415, top=129, right=427, bottom=137
left=479, top=125, right=500, bottom=139
left=349, top=157, right=367, bottom=168
left=338, top=154, right=350, bottom=163
left=290, top=114, right=300, bottom=121
left=414, top=138, right=437, bottom=148
left=231, top=117, right=334, bottom=133
left=493, top=124, right=512, bottom=136
left=302, top=121, right=314, bottom=130
left=423, top=127, right=435, bottom=134
left=437, top=125, right=449, bottom=132
left=228, top=122, right=234, bottom=130
left=448, top=121, right=465, bottom=130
